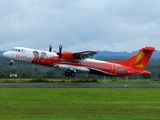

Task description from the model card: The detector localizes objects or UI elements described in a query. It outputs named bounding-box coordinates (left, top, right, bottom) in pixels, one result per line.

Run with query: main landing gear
left=65, top=70, right=76, bottom=77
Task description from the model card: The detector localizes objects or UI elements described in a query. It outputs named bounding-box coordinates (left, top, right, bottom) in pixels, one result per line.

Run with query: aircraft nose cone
left=3, top=51, right=10, bottom=58
left=3, top=52, right=7, bottom=57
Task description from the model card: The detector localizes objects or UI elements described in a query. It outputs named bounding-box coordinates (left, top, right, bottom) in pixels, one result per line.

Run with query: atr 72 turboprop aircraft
left=3, top=45, right=155, bottom=77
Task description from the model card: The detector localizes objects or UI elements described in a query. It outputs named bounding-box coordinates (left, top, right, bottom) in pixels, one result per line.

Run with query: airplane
left=3, top=45, right=155, bottom=77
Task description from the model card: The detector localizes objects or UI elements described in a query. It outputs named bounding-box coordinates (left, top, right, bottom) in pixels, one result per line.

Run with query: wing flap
left=73, top=51, right=97, bottom=59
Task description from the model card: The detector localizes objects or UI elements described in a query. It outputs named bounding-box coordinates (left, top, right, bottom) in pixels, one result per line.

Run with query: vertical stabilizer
left=111, top=46, right=155, bottom=70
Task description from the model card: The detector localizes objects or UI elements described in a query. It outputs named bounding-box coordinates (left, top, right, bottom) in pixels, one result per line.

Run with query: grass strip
left=0, top=88, right=160, bottom=120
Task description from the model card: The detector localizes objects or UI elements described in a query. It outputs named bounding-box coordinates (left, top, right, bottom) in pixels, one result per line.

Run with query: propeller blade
left=49, top=44, right=53, bottom=52
left=59, top=44, right=63, bottom=58
left=57, top=44, right=63, bottom=61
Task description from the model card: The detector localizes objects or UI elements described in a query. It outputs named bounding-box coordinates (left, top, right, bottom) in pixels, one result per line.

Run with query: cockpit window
left=11, top=48, right=21, bottom=52
left=11, top=48, right=15, bottom=51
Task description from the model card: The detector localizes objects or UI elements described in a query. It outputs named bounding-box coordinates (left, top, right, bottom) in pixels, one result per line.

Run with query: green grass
left=0, top=88, right=160, bottom=120
left=1, top=77, right=160, bottom=84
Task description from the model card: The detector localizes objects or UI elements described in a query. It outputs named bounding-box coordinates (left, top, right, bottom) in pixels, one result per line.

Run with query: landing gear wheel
left=9, top=60, right=14, bottom=66
left=65, top=71, right=70, bottom=77
left=65, top=70, right=76, bottom=77
left=70, top=71, right=76, bottom=77
left=9, top=62, right=13, bottom=66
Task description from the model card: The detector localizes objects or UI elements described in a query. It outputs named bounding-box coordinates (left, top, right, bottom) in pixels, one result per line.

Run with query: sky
left=0, top=0, right=160, bottom=52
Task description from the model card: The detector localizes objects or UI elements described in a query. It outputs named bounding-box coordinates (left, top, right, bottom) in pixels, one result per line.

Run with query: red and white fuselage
left=3, top=46, right=155, bottom=77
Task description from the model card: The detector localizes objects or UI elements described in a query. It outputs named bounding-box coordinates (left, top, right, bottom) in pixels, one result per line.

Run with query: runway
left=0, top=83, right=160, bottom=88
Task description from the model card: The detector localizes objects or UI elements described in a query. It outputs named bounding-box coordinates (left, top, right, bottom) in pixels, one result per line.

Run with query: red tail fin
left=111, top=46, right=155, bottom=70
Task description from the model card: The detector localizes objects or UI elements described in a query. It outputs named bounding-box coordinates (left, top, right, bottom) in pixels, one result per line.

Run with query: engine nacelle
left=54, top=64, right=90, bottom=73
left=61, top=52, right=78, bottom=59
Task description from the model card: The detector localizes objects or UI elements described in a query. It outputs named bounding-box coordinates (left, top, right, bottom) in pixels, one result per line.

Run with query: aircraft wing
left=73, top=51, right=97, bottom=59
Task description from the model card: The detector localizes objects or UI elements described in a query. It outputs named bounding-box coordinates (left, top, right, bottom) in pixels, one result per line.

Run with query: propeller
left=49, top=44, right=53, bottom=52
left=57, top=44, right=63, bottom=59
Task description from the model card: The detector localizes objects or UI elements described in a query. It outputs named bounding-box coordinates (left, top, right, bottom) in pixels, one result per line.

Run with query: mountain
left=94, top=50, right=160, bottom=60
left=0, top=51, right=5, bottom=56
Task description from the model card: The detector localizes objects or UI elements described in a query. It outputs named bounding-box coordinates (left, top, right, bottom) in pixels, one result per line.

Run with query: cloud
left=0, top=0, right=160, bottom=52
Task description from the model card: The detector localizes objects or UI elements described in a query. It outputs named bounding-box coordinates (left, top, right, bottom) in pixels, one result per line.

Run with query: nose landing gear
left=9, top=60, right=14, bottom=66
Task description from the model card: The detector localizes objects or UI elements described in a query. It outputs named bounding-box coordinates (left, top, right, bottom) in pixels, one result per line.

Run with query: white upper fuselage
left=3, top=47, right=107, bottom=64
left=3, top=47, right=57, bottom=62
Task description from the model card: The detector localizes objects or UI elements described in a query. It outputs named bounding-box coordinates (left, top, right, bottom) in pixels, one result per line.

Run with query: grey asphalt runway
left=0, top=83, right=160, bottom=88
